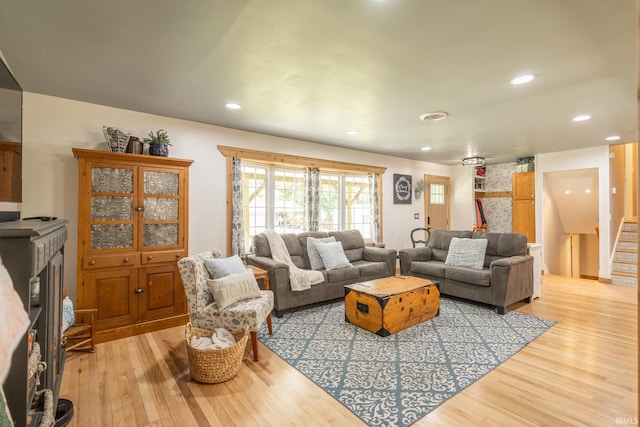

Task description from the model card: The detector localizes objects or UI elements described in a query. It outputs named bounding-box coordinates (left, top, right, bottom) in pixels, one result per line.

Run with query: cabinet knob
left=123, top=258, right=129, bottom=263
left=89, top=260, right=96, bottom=266
left=135, top=206, right=144, bottom=211
left=147, top=255, right=153, bottom=261
left=175, top=254, right=180, bottom=258
left=135, top=288, right=145, bottom=294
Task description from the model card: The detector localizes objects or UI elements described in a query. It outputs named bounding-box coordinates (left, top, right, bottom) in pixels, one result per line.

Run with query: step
left=620, top=231, right=638, bottom=240
left=623, top=223, right=638, bottom=232
left=612, top=260, right=638, bottom=275
left=614, top=250, right=638, bottom=263
left=618, top=240, right=638, bottom=251
left=611, top=273, right=638, bottom=287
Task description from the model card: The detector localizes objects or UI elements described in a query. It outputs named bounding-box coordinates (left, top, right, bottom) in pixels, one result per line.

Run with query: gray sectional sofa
left=399, top=230, right=533, bottom=314
left=247, top=230, right=397, bottom=317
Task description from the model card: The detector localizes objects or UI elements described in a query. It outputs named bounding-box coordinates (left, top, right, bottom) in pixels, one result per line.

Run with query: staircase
left=611, top=218, right=638, bottom=287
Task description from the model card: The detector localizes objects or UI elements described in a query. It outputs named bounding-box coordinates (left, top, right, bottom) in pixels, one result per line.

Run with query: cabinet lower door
left=137, top=264, right=186, bottom=322
left=84, top=267, right=138, bottom=330
left=513, top=199, right=536, bottom=243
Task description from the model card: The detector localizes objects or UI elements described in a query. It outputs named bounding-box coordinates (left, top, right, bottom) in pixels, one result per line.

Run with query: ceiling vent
left=419, top=111, right=449, bottom=122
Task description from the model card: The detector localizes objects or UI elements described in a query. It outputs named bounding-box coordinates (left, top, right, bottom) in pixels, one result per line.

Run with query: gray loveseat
left=247, top=230, right=397, bottom=317
left=399, top=230, right=533, bottom=314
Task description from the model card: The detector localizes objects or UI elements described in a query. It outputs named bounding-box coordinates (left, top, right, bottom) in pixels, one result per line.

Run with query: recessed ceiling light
left=606, top=135, right=621, bottom=141
left=564, top=190, right=571, bottom=195
left=510, top=74, right=536, bottom=85
left=572, top=114, right=591, bottom=122
left=585, top=189, right=591, bottom=194
left=346, top=130, right=359, bottom=135
left=421, top=146, right=431, bottom=151
left=225, top=102, right=242, bottom=110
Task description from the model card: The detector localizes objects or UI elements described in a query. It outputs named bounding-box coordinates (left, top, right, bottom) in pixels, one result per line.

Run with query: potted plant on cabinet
left=142, top=129, right=172, bottom=157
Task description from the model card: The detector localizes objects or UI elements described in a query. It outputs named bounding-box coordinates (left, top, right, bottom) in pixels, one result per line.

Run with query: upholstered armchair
left=178, top=251, right=274, bottom=361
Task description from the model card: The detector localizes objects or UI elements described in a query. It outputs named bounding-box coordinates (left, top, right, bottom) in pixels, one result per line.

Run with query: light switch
left=414, top=213, right=420, bottom=219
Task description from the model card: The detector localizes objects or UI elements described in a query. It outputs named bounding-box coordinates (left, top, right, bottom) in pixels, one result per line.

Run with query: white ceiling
left=0, top=1, right=635, bottom=165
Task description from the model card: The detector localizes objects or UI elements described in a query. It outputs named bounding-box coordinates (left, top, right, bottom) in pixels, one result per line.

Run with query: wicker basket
left=102, top=126, right=131, bottom=153
left=185, top=322, right=248, bottom=384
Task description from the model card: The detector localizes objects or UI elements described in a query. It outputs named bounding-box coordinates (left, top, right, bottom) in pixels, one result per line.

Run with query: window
left=430, top=183, right=445, bottom=205
left=241, top=164, right=375, bottom=249
left=219, top=145, right=387, bottom=255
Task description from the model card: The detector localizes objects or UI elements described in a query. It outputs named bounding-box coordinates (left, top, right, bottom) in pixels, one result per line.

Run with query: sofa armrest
left=246, top=254, right=288, bottom=271
left=363, top=247, right=398, bottom=276
left=490, top=255, right=534, bottom=306
left=398, top=247, right=432, bottom=275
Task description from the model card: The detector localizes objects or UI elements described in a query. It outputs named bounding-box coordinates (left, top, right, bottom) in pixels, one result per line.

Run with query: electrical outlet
left=414, top=213, right=420, bottom=219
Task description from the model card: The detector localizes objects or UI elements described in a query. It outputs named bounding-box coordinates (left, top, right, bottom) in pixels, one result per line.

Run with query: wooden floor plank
left=59, top=275, right=637, bottom=426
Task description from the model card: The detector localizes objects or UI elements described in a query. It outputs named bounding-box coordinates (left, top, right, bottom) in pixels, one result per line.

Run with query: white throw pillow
left=203, top=255, right=246, bottom=279
left=307, top=236, right=336, bottom=270
left=62, top=296, right=75, bottom=332
left=445, top=237, right=488, bottom=270
left=314, top=241, right=353, bottom=271
left=207, top=270, right=261, bottom=311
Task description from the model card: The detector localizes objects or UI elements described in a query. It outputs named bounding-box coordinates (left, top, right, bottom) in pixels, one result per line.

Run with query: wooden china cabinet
left=73, top=148, right=193, bottom=342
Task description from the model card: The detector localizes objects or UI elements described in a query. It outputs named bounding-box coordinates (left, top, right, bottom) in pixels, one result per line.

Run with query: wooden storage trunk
left=345, top=276, right=439, bottom=336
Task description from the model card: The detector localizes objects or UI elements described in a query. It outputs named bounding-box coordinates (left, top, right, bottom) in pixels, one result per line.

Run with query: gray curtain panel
left=304, top=168, right=320, bottom=231
left=369, top=173, right=381, bottom=243
left=231, top=157, right=245, bottom=256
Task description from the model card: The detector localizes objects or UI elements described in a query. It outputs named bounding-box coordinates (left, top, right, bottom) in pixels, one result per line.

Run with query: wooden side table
left=246, top=264, right=270, bottom=290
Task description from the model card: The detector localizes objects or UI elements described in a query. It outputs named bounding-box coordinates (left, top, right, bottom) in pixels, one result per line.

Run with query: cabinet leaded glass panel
left=91, top=224, right=134, bottom=249
left=91, top=196, right=133, bottom=221
left=143, top=224, right=178, bottom=247
left=92, top=168, right=134, bottom=193
left=144, top=171, right=178, bottom=195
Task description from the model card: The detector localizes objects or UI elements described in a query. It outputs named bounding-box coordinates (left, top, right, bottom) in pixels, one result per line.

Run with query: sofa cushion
left=307, top=236, right=336, bottom=270
left=473, top=232, right=527, bottom=267
left=330, top=230, right=365, bottom=262
left=327, top=266, right=360, bottom=282
left=353, top=260, right=388, bottom=277
left=315, top=241, right=353, bottom=270
left=411, top=260, right=446, bottom=278
left=445, top=266, right=491, bottom=287
left=445, top=237, right=488, bottom=270
left=207, top=270, right=262, bottom=310
left=203, top=255, right=246, bottom=279
left=428, top=230, right=473, bottom=262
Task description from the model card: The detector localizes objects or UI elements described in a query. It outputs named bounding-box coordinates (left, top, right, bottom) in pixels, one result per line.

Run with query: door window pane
left=430, top=183, right=445, bottom=204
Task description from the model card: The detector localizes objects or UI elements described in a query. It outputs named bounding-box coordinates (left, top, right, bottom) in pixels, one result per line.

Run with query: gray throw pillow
left=314, top=241, right=353, bottom=271
left=203, top=255, right=246, bottom=279
left=307, top=236, right=336, bottom=270
left=445, top=237, right=488, bottom=270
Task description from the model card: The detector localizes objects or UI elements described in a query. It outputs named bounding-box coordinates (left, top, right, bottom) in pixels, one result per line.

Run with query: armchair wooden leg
left=251, top=331, right=259, bottom=361
left=267, top=313, right=273, bottom=335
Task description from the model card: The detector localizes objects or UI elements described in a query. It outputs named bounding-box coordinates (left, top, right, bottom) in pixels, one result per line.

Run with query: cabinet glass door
left=90, top=165, right=136, bottom=251
left=140, top=167, right=183, bottom=249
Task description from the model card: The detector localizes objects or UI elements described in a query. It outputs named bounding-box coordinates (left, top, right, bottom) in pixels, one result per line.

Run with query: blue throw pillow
left=203, top=255, right=246, bottom=279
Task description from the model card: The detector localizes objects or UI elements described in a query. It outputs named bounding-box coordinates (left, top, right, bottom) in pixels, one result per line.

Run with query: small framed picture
left=393, top=174, right=412, bottom=204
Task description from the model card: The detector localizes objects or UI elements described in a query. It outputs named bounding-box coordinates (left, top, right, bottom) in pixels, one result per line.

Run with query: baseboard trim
left=598, top=277, right=612, bottom=284
left=580, top=275, right=599, bottom=281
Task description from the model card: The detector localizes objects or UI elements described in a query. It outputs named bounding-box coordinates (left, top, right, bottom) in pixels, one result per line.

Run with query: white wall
left=22, top=93, right=451, bottom=300
left=536, top=146, right=611, bottom=279
left=449, top=165, right=474, bottom=230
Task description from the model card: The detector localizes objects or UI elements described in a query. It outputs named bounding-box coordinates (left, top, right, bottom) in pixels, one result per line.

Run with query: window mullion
left=266, top=167, right=275, bottom=229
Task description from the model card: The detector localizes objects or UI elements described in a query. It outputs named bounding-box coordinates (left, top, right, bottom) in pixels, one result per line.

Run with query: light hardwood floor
left=60, top=275, right=637, bottom=426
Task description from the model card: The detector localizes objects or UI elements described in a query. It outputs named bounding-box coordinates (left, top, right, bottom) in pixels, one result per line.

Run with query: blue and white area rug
left=259, top=297, right=554, bottom=427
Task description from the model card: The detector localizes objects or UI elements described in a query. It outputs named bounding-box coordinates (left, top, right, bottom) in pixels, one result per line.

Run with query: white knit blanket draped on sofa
left=263, top=230, right=324, bottom=291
